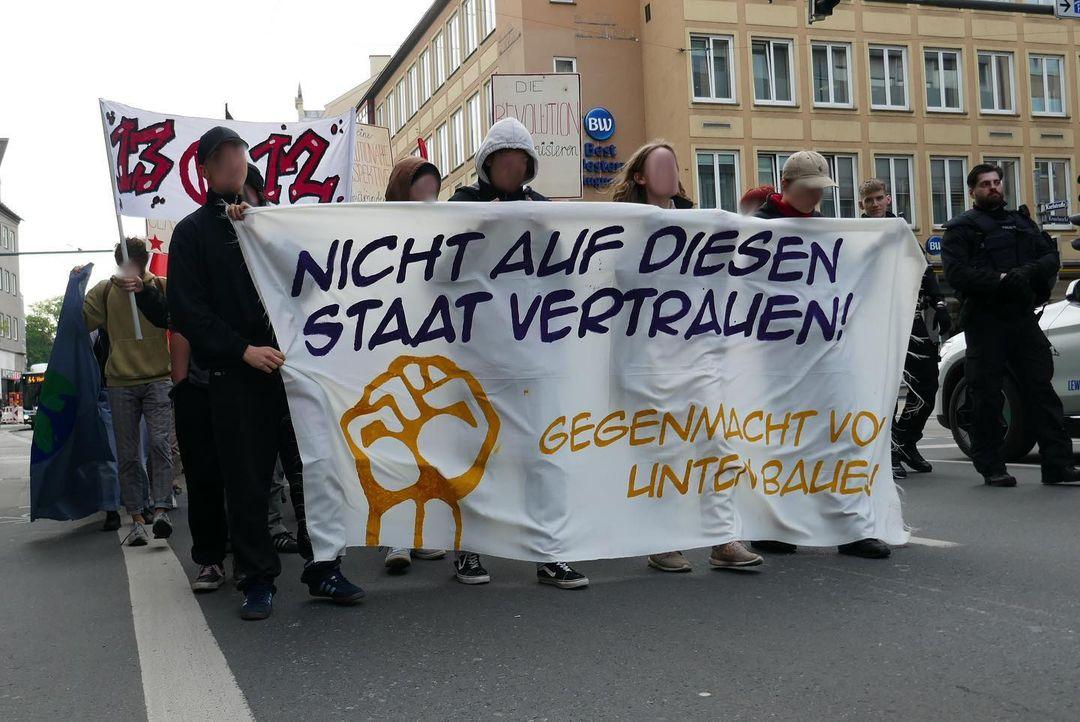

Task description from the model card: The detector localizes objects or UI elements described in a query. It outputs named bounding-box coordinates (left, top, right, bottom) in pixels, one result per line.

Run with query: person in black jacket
left=168, top=127, right=364, bottom=620
left=749, top=151, right=893, bottom=560
left=448, top=117, right=589, bottom=590
left=857, top=179, right=952, bottom=479
left=942, top=163, right=1080, bottom=488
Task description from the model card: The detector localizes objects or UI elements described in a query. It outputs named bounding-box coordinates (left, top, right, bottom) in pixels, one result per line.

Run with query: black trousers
left=893, top=315, right=940, bottom=446
left=173, top=379, right=228, bottom=567
left=209, top=367, right=322, bottom=590
left=965, top=308, right=1073, bottom=475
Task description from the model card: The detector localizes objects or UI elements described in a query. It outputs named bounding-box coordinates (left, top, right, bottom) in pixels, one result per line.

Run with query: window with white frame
left=1035, top=158, right=1071, bottom=223
left=757, top=151, right=792, bottom=189
left=483, top=77, right=492, bottom=127
left=695, top=151, right=739, bottom=211
left=424, top=134, right=433, bottom=165
left=451, top=108, right=465, bottom=169
left=690, top=34, right=735, bottom=102
left=436, top=123, right=449, bottom=177
left=481, top=0, right=496, bottom=37
left=978, top=51, right=1014, bottom=113
left=385, top=93, right=396, bottom=133
left=395, top=78, right=407, bottom=130
left=419, top=49, right=432, bottom=105
left=983, top=156, right=1022, bottom=207
left=820, top=154, right=858, bottom=218
left=752, top=39, right=794, bottom=105
left=0, top=226, right=7, bottom=249
left=12, top=317, right=16, bottom=341
left=407, top=64, right=418, bottom=118
left=358, top=105, right=369, bottom=125
left=1029, top=54, right=1065, bottom=116
left=924, top=49, right=962, bottom=112
left=375, top=104, right=384, bottom=127
left=811, top=42, right=851, bottom=107
left=869, top=45, right=908, bottom=110
left=930, top=156, right=968, bottom=226
left=12, top=273, right=16, bottom=296
left=553, top=56, right=577, bottom=73
left=466, top=92, right=482, bottom=158
left=873, top=155, right=915, bottom=223
left=433, top=32, right=447, bottom=88
left=447, top=12, right=462, bottom=74
left=464, top=0, right=478, bottom=56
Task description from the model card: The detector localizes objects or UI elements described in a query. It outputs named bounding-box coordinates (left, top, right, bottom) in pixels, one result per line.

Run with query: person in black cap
left=169, top=127, right=365, bottom=620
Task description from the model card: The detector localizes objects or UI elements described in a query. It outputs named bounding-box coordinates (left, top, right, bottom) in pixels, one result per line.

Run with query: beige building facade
left=359, top=0, right=1080, bottom=264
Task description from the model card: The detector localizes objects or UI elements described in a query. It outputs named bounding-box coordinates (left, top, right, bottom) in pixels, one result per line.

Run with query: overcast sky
left=2, top=0, right=430, bottom=308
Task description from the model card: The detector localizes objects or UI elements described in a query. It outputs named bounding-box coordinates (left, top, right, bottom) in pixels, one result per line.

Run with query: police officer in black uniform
left=941, top=163, right=1080, bottom=487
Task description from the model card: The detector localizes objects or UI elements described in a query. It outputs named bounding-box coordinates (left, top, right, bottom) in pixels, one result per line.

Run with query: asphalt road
left=3, top=420, right=1080, bottom=721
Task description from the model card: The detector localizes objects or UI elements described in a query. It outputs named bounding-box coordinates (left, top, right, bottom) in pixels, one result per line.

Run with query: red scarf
left=766, top=193, right=814, bottom=218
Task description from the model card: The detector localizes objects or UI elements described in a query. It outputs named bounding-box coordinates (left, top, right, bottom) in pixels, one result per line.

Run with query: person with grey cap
left=447, top=117, right=589, bottom=590
left=751, top=151, right=892, bottom=560
left=169, top=126, right=366, bottom=619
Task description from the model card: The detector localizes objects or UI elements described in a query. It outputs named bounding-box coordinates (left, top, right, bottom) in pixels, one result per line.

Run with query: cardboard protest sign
left=350, top=122, right=393, bottom=202
left=235, top=203, right=921, bottom=561
left=491, top=74, right=582, bottom=199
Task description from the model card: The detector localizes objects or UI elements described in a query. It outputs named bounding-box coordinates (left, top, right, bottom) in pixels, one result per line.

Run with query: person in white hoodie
left=448, top=118, right=589, bottom=590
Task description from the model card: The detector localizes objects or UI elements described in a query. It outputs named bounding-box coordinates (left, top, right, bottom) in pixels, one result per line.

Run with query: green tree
left=26, top=296, right=63, bottom=367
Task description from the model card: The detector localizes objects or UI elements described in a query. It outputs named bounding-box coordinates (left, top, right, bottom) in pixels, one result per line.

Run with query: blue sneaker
left=240, top=584, right=274, bottom=621
left=302, top=563, right=365, bottom=605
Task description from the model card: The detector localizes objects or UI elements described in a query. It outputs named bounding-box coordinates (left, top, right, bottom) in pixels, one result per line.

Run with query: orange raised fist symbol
left=340, top=355, right=500, bottom=550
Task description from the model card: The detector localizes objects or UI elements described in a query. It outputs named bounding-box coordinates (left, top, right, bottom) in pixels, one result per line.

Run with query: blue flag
left=30, top=265, right=120, bottom=521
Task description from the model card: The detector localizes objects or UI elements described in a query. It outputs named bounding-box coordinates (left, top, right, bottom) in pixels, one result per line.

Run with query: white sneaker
left=124, top=522, right=149, bottom=547
left=411, top=548, right=446, bottom=560
left=384, top=547, right=412, bottom=570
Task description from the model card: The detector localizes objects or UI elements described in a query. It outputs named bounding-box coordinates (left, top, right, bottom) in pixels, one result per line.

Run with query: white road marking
left=916, top=443, right=962, bottom=450
left=117, top=527, right=253, bottom=722
left=907, top=536, right=960, bottom=548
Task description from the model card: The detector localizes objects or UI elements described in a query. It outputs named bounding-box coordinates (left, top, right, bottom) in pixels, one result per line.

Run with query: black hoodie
left=167, top=189, right=277, bottom=371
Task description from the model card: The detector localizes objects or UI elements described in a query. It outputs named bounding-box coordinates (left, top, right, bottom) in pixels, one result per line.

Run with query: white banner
left=491, top=74, right=582, bottom=199
left=350, top=123, right=393, bottom=202
left=235, top=203, right=922, bottom=562
left=99, top=99, right=355, bottom=219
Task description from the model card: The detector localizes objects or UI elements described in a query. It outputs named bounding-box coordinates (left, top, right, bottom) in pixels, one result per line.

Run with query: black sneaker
left=984, top=472, right=1017, bottom=488
left=240, top=583, right=274, bottom=621
left=537, top=562, right=589, bottom=589
left=751, top=540, right=798, bottom=554
left=191, top=564, right=225, bottom=592
left=272, top=531, right=300, bottom=554
left=838, top=538, right=891, bottom=559
left=454, top=552, right=491, bottom=585
left=151, top=511, right=173, bottom=539
left=302, top=563, right=365, bottom=605
left=896, top=443, right=932, bottom=473
left=102, top=511, right=121, bottom=532
left=891, top=452, right=908, bottom=479
left=1042, top=465, right=1080, bottom=485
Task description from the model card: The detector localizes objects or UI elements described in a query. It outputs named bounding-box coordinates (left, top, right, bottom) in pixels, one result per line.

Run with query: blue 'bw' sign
left=925, top=236, right=942, bottom=256
left=584, top=107, right=615, bottom=141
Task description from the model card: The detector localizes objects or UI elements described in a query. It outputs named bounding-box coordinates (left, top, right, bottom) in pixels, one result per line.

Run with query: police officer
left=941, top=163, right=1080, bottom=487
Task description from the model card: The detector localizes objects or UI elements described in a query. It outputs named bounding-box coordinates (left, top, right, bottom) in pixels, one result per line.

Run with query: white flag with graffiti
left=99, top=99, right=355, bottom=220
left=235, top=202, right=923, bottom=562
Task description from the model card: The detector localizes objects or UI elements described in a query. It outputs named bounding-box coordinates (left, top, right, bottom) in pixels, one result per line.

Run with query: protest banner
left=491, top=74, right=582, bottom=199
left=234, top=203, right=922, bottom=562
left=350, top=122, right=394, bottom=202
left=99, top=99, right=355, bottom=220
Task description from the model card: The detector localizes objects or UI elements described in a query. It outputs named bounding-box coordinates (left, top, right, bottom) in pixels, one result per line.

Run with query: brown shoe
left=709, top=541, right=764, bottom=568
left=647, top=551, right=692, bottom=572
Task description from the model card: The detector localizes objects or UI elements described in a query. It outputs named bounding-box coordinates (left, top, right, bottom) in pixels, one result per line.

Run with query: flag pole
left=97, top=99, right=143, bottom=340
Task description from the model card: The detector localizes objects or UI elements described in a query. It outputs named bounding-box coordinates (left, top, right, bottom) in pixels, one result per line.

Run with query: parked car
left=936, top=279, right=1080, bottom=461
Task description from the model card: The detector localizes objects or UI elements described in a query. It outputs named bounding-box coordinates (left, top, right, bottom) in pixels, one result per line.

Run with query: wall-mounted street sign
left=1055, top=0, right=1080, bottom=19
